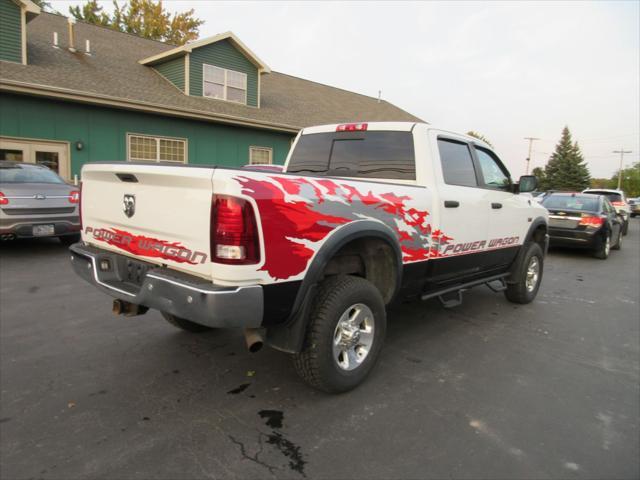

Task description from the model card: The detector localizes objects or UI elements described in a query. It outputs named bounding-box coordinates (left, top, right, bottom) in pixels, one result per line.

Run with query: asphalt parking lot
left=1, top=222, right=639, bottom=480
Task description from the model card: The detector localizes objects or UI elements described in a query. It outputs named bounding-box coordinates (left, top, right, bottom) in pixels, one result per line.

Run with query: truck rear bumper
left=69, top=243, right=263, bottom=328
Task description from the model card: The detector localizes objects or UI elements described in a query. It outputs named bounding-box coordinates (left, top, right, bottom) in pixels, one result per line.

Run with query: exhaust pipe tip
left=112, top=299, right=148, bottom=317
left=244, top=328, right=264, bottom=353
left=112, top=299, right=124, bottom=315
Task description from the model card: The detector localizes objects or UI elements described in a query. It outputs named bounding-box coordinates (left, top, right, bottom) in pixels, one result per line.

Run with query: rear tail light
left=69, top=190, right=80, bottom=204
left=78, top=183, right=83, bottom=229
left=0, top=192, right=8, bottom=206
left=336, top=123, right=368, bottom=132
left=579, top=215, right=604, bottom=227
left=611, top=201, right=625, bottom=207
left=210, top=195, right=260, bottom=264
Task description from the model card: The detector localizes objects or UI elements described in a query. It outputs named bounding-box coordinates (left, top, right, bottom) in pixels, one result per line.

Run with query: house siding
left=0, top=93, right=293, bottom=177
left=189, top=39, right=259, bottom=107
left=152, top=56, right=185, bottom=92
left=0, top=0, right=22, bottom=64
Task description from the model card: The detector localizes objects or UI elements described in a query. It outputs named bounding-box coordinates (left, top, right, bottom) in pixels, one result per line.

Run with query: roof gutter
left=0, top=80, right=301, bottom=134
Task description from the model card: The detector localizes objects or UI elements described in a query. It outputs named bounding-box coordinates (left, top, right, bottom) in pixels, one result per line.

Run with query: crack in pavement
left=227, top=434, right=277, bottom=476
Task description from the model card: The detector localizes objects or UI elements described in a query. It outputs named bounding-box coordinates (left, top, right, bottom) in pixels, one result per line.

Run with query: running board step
left=437, top=290, right=465, bottom=308
left=486, top=278, right=508, bottom=293
left=421, top=273, right=510, bottom=308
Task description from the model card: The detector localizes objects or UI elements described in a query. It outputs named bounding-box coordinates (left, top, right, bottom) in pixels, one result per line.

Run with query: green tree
left=611, top=162, right=640, bottom=197
left=31, top=0, right=55, bottom=12
left=531, top=167, right=547, bottom=190
left=70, top=0, right=204, bottom=45
left=590, top=178, right=613, bottom=189
left=467, top=131, right=493, bottom=147
left=69, top=0, right=111, bottom=27
left=543, top=126, right=591, bottom=191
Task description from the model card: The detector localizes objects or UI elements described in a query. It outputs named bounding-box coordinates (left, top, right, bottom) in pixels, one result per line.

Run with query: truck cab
left=70, top=122, right=548, bottom=392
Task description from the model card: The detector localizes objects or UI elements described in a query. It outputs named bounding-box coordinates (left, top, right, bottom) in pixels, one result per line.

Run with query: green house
left=0, top=2, right=420, bottom=181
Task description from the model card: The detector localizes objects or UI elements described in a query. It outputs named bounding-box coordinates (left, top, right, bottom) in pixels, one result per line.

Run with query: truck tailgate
left=81, top=163, right=214, bottom=279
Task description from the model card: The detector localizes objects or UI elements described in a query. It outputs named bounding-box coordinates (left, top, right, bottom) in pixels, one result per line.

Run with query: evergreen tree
left=543, top=127, right=591, bottom=191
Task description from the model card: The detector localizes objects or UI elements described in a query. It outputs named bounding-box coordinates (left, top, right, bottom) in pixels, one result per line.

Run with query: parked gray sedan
left=0, top=162, right=80, bottom=244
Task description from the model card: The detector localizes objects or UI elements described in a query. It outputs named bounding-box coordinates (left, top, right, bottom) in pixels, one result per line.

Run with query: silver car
left=0, top=162, right=81, bottom=244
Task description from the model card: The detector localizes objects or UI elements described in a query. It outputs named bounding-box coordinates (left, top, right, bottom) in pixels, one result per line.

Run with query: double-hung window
left=203, top=64, right=247, bottom=104
left=249, top=146, right=273, bottom=165
left=128, top=134, right=187, bottom=163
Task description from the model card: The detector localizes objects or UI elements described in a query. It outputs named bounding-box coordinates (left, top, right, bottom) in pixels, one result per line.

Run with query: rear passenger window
left=288, top=131, right=416, bottom=180
left=438, top=139, right=478, bottom=187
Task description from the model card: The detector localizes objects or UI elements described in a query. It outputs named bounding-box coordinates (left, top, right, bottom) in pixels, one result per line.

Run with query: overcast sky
left=51, top=0, right=640, bottom=178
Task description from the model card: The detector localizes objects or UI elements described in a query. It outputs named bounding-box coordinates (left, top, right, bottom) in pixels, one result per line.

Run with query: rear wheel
left=504, top=242, right=544, bottom=304
left=593, top=232, right=611, bottom=259
left=161, top=312, right=214, bottom=333
left=293, top=275, right=386, bottom=393
left=622, top=219, right=629, bottom=235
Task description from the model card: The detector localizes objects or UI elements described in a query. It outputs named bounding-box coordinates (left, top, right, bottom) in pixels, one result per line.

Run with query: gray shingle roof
left=0, top=13, right=422, bottom=132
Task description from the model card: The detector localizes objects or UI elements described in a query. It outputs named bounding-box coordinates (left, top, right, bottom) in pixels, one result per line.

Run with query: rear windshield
left=542, top=195, right=599, bottom=212
left=0, top=164, right=65, bottom=184
left=585, top=191, right=622, bottom=202
left=287, top=131, right=416, bottom=180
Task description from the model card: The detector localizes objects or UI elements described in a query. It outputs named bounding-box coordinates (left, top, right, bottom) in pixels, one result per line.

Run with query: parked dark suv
left=542, top=192, right=623, bottom=259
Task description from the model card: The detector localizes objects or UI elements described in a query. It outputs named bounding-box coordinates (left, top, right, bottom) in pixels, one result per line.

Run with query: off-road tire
left=504, top=242, right=544, bottom=304
left=292, top=275, right=386, bottom=394
left=612, top=229, right=622, bottom=250
left=593, top=231, right=611, bottom=260
left=162, top=312, right=214, bottom=333
left=59, top=234, right=81, bottom=246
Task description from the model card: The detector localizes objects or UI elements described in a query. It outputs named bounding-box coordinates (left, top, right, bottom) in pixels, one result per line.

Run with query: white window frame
left=249, top=146, right=273, bottom=165
left=127, top=133, right=188, bottom=163
left=202, top=64, right=247, bottom=105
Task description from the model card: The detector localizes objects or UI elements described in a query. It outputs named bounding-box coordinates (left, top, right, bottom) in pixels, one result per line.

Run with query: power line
left=524, top=137, right=540, bottom=175
left=613, top=148, right=632, bottom=189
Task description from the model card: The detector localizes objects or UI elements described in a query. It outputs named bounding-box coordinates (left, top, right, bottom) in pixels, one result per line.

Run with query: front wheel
left=612, top=229, right=622, bottom=251
left=622, top=219, right=629, bottom=236
left=292, top=275, right=386, bottom=393
left=504, top=242, right=544, bottom=304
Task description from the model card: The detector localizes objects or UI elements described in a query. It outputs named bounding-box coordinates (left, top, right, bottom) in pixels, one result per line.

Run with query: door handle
left=444, top=200, right=459, bottom=208
left=491, top=203, right=503, bottom=209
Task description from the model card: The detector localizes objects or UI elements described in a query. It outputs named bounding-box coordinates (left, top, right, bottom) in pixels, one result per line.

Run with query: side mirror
left=518, top=175, right=538, bottom=193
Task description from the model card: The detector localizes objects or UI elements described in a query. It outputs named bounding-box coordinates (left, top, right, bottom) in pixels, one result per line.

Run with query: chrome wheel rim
left=525, top=256, right=540, bottom=293
left=332, top=303, right=375, bottom=371
left=605, top=235, right=611, bottom=256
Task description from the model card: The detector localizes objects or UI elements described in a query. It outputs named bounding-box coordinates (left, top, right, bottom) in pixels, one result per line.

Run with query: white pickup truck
left=70, top=122, right=548, bottom=392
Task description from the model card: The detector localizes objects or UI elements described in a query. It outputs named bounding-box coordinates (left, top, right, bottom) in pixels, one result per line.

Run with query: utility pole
left=613, top=148, right=632, bottom=190
left=524, top=137, right=540, bottom=175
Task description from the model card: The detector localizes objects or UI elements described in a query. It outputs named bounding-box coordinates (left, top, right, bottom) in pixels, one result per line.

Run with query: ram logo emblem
left=123, top=194, right=136, bottom=218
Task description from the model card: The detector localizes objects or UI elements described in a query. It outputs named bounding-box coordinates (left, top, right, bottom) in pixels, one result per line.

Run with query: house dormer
left=0, top=0, right=40, bottom=64
left=139, top=32, right=270, bottom=108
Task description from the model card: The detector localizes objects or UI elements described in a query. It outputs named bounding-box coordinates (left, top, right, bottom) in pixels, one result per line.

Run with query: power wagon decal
left=84, top=226, right=207, bottom=265
left=236, top=175, right=453, bottom=280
